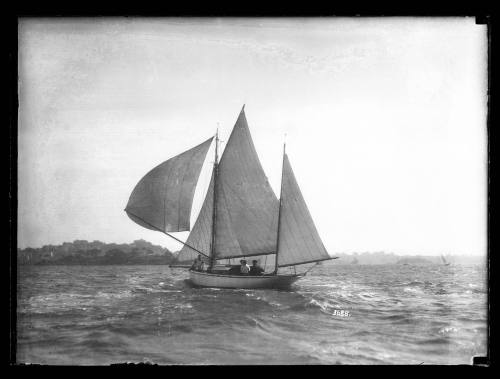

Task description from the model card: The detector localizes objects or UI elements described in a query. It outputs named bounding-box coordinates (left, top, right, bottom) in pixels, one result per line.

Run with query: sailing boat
left=125, top=106, right=337, bottom=289
left=440, top=254, right=451, bottom=266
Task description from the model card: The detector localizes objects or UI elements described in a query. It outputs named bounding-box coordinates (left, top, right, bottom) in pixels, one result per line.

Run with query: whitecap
left=403, top=287, right=424, bottom=294
left=439, top=326, right=458, bottom=334
left=174, top=303, right=193, bottom=310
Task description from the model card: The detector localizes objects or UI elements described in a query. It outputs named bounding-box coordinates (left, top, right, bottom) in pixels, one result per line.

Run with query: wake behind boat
left=125, top=106, right=337, bottom=289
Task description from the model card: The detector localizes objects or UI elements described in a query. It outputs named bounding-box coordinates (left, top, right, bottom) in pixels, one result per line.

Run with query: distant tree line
left=17, top=242, right=481, bottom=266
left=328, top=252, right=481, bottom=266
left=17, top=239, right=180, bottom=265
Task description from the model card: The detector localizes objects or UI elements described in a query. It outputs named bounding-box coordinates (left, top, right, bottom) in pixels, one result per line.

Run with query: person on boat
left=240, top=259, right=250, bottom=275
left=249, top=260, right=264, bottom=276
left=191, top=255, right=205, bottom=272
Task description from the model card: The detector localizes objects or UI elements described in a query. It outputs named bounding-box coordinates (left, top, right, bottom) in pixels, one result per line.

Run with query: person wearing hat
left=239, top=259, right=250, bottom=275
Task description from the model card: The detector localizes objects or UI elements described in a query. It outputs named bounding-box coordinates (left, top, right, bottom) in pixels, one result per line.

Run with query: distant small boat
left=440, top=254, right=451, bottom=266
left=125, top=106, right=337, bottom=289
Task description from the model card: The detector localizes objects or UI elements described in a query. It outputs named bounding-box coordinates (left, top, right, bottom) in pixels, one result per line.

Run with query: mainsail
left=212, top=108, right=279, bottom=259
left=177, top=108, right=279, bottom=263
left=276, top=154, right=331, bottom=267
left=125, top=137, right=213, bottom=233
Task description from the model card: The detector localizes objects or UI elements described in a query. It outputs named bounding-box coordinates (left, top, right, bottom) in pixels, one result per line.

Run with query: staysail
left=177, top=172, right=214, bottom=263
left=276, top=154, right=331, bottom=267
left=213, top=107, right=280, bottom=259
left=125, top=137, right=213, bottom=233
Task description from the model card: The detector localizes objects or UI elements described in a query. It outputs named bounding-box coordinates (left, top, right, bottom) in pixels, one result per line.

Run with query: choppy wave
left=17, top=264, right=487, bottom=365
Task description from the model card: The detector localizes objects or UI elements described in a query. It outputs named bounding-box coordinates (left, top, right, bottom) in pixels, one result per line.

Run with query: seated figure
left=249, top=260, right=264, bottom=276
left=191, top=255, right=205, bottom=271
left=240, top=259, right=250, bottom=275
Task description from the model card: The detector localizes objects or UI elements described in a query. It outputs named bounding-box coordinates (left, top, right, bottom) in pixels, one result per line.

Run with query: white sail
left=125, top=137, right=213, bottom=233
left=213, top=107, right=279, bottom=259
left=127, top=107, right=333, bottom=276
left=177, top=172, right=215, bottom=263
left=276, top=154, right=331, bottom=267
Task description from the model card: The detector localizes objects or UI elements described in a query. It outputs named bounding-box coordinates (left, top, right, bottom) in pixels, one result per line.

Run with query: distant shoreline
left=16, top=239, right=484, bottom=266
left=18, top=263, right=173, bottom=266
left=17, top=239, right=180, bottom=266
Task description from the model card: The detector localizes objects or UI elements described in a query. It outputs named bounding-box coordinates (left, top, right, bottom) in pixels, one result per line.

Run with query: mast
left=274, top=141, right=286, bottom=274
left=180, top=105, right=279, bottom=263
left=209, top=128, right=219, bottom=270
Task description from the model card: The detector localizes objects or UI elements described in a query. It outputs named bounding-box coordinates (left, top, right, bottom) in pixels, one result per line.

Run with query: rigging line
left=303, top=262, right=320, bottom=275
left=212, top=250, right=276, bottom=260
left=124, top=209, right=210, bottom=258
left=278, top=256, right=339, bottom=268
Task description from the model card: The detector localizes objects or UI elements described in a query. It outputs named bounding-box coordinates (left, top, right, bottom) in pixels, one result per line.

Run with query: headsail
left=276, top=154, right=331, bottom=267
left=125, top=137, right=213, bottom=233
left=213, top=107, right=279, bottom=259
left=177, top=172, right=214, bottom=263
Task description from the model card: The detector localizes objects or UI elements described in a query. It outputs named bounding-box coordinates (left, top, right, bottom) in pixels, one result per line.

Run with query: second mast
left=209, top=128, right=219, bottom=269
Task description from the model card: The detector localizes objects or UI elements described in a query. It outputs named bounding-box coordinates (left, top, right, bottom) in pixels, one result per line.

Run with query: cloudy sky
left=18, top=17, right=487, bottom=256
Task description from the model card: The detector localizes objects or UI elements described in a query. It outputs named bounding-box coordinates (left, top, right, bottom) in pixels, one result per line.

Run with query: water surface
left=17, top=264, right=487, bottom=365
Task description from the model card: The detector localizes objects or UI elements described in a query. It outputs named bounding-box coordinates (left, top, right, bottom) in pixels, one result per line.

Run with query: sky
left=17, top=17, right=487, bottom=256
